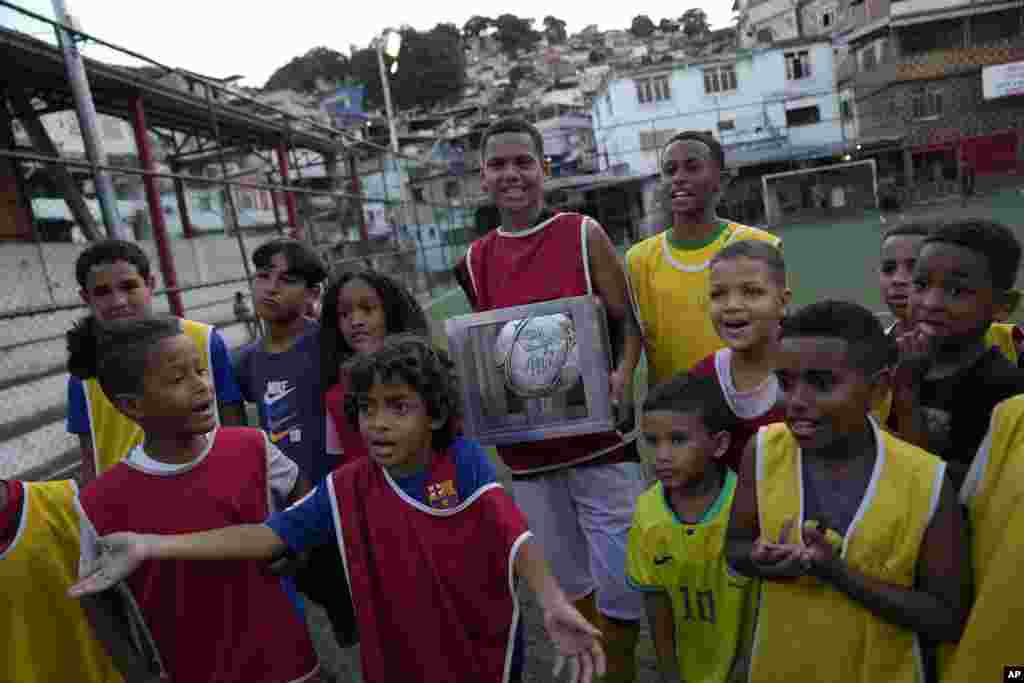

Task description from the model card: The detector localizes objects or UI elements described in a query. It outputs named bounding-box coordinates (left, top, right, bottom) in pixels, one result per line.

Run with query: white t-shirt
left=714, top=348, right=781, bottom=420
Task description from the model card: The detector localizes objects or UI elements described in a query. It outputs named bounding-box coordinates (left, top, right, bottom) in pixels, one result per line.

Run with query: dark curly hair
left=343, top=335, right=460, bottom=451
left=644, top=372, right=739, bottom=435
left=710, top=239, right=786, bottom=287
left=321, top=270, right=431, bottom=389
left=780, top=300, right=894, bottom=376
left=75, top=239, right=152, bottom=289
left=252, top=238, right=327, bottom=288
left=922, top=219, right=1022, bottom=292
left=67, top=315, right=183, bottom=399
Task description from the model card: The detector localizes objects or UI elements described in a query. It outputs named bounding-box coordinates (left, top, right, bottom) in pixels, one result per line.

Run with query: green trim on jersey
left=661, top=469, right=737, bottom=525
left=665, top=221, right=728, bottom=251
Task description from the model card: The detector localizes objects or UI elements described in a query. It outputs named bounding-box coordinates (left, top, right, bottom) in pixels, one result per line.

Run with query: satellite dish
left=384, top=31, right=403, bottom=58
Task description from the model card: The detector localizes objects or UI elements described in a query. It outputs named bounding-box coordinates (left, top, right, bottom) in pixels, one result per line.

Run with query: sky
left=4, top=0, right=734, bottom=88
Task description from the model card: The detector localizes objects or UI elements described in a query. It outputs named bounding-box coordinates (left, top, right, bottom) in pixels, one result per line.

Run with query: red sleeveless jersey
left=463, top=212, right=631, bottom=474
left=79, top=428, right=318, bottom=683
left=328, top=456, right=530, bottom=683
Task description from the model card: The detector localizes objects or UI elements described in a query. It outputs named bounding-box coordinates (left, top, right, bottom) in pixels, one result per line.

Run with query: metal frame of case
left=445, top=296, right=615, bottom=446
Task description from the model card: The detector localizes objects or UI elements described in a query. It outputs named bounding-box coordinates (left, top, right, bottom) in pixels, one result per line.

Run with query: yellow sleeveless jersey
left=984, top=323, right=1019, bottom=364
left=750, top=421, right=944, bottom=683
left=0, top=480, right=123, bottom=683
left=942, top=395, right=1024, bottom=683
left=85, top=318, right=213, bottom=475
left=626, top=223, right=781, bottom=387
left=626, top=471, right=754, bottom=683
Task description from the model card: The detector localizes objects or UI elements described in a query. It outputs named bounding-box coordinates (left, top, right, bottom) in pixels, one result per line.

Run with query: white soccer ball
left=494, top=314, right=581, bottom=398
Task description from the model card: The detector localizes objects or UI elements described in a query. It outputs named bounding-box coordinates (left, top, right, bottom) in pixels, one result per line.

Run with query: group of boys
left=3, top=115, right=1024, bottom=683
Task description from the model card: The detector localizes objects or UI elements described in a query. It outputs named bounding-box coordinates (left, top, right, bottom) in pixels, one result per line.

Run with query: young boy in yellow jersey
left=0, top=478, right=158, bottom=683
left=943, top=394, right=1024, bottom=683
left=726, top=300, right=970, bottom=683
left=626, top=373, right=753, bottom=683
left=626, top=132, right=780, bottom=387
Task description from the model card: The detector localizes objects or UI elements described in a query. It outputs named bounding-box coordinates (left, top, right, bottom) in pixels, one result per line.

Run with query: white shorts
left=508, top=462, right=646, bottom=621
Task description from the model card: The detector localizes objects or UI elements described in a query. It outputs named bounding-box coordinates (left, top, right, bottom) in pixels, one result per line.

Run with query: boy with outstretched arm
left=67, top=239, right=245, bottom=484
left=71, top=336, right=606, bottom=683
left=626, top=373, right=754, bottom=683
left=454, top=117, right=645, bottom=682
left=68, top=315, right=319, bottom=683
left=726, top=301, right=970, bottom=683
left=889, top=219, right=1024, bottom=490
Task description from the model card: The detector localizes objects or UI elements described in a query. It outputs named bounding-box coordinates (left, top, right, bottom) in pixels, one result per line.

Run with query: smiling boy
left=626, top=131, right=780, bottom=387
left=726, top=301, right=969, bottom=683
left=889, top=220, right=1024, bottom=490
left=454, top=117, right=646, bottom=682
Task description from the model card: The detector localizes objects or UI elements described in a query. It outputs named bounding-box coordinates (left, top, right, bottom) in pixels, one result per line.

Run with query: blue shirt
left=234, top=322, right=331, bottom=482
left=266, top=438, right=498, bottom=554
left=66, top=327, right=242, bottom=434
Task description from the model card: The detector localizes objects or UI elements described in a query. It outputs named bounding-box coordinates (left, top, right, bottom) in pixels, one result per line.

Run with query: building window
left=639, top=128, right=677, bottom=151
left=718, top=117, right=736, bottom=131
left=822, top=11, right=832, bottom=27
left=785, top=50, right=812, bottom=80
left=911, top=89, right=943, bottom=119
left=786, top=105, right=821, bottom=126
left=444, top=180, right=460, bottom=199
left=411, top=186, right=425, bottom=202
left=840, top=100, right=853, bottom=120
left=703, top=64, right=738, bottom=94
left=635, top=75, right=671, bottom=104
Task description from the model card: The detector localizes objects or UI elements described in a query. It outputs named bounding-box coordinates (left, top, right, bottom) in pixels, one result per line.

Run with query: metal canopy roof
left=0, top=26, right=343, bottom=154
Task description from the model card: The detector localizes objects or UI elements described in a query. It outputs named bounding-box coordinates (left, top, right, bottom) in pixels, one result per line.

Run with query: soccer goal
left=761, top=159, right=878, bottom=225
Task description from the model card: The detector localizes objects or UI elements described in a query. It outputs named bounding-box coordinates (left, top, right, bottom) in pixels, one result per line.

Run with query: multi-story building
left=591, top=38, right=846, bottom=176
left=837, top=0, right=1024, bottom=196
left=737, top=0, right=842, bottom=47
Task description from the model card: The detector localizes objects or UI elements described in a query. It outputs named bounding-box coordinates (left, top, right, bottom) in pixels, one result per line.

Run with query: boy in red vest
left=455, top=117, right=645, bottom=682
left=70, top=336, right=606, bottom=683
left=67, top=315, right=319, bottom=683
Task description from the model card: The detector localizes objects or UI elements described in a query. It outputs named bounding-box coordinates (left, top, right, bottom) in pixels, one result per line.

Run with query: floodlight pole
left=375, top=31, right=400, bottom=155
left=51, top=0, right=129, bottom=240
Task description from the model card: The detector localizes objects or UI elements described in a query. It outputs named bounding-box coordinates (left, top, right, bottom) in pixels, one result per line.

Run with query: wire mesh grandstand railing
left=0, top=0, right=485, bottom=480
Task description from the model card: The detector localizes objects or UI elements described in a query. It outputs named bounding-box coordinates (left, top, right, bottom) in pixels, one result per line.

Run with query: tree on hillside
left=263, top=47, right=349, bottom=93
left=659, top=18, right=680, bottom=33
left=630, top=15, right=656, bottom=38
left=494, top=14, right=541, bottom=56
left=391, top=24, right=466, bottom=110
left=543, top=15, right=568, bottom=44
left=462, top=15, right=493, bottom=39
left=680, top=8, right=710, bottom=39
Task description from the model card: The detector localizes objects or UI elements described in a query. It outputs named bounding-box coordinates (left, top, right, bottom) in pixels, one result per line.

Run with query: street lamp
left=374, top=28, right=402, bottom=155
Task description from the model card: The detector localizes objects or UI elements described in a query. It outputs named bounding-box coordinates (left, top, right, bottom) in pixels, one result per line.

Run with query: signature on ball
left=494, top=314, right=581, bottom=398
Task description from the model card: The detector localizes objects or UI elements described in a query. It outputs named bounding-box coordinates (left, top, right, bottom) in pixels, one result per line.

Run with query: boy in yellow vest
left=726, top=300, right=970, bottom=683
left=66, top=240, right=246, bottom=483
left=0, top=477, right=161, bottom=682
left=943, top=394, right=1024, bottom=682
left=626, top=131, right=780, bottom=387
left=626, top=373, right=754, bottom=683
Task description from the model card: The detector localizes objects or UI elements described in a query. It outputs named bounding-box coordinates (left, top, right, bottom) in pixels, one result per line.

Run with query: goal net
left=761, top=159, right=878, bottom=225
